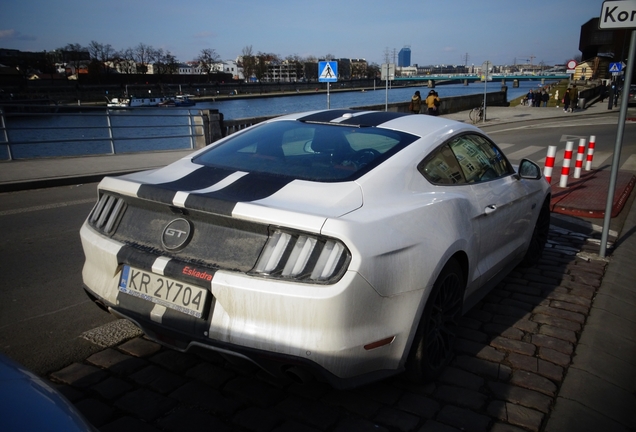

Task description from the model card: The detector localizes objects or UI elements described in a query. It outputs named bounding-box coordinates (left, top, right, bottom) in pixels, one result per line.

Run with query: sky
left=0, top=0, right=605, bottom=67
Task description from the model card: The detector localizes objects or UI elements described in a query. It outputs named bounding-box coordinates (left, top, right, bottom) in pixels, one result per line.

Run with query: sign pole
left=600, top=29, right=636, bottom=257
left=327, top=82, right=330, bottom=109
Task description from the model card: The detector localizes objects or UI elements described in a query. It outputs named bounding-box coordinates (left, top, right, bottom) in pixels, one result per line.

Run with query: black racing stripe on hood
left=339, top=111, right=410, bottom=127
left=297, top=109, right=358, bottom=123
left=137, top=166, right=236, bottom=204
left=184, top=173, right=294, bottom=216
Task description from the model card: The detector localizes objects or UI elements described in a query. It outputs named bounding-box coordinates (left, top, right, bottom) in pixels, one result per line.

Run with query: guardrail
left=0, top=107, right=206, bottom=161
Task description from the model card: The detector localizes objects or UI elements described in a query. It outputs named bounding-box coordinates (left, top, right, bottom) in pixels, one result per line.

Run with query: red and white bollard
left=543, top=145, right=557, bottom=183
left=585, top=135, right=596, bottom=171
left=573, top=138, right=587, bottom=179
left=559, top=141, right=574, bottom=188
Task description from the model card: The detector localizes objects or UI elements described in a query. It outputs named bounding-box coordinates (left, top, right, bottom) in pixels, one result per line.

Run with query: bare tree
left=88, top=41, right=115, bottom=74
left=133, top=43, right=153, bottom=74
left=197, top=48, right=221, bottom=74
left=152, top=48, right=179, bottom=75
left=241, top=45, right=256, bottom=82
left=59, top=43, right=87, bottom=74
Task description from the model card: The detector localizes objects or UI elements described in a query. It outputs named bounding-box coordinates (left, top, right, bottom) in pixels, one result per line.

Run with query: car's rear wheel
left=522, top=198, right=550, bottom=266
left=406, top=258, right=464, bottom=382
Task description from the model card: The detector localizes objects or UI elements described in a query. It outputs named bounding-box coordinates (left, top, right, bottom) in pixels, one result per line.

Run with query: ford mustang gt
left=80, top=109, right=550, bottom=388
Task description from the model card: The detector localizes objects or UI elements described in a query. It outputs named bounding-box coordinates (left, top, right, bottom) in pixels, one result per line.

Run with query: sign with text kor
left=600, top=0, right=636, bottom=29
left=318, top=61, right=338, bottom=82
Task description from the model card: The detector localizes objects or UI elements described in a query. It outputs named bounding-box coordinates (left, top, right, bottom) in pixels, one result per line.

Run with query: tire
left=406, top=258, right=464, bottom=382
left=522, top=197, right=551, bottom=266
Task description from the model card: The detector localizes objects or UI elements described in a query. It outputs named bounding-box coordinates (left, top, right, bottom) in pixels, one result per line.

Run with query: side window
left=448, top=134, right=511, bottom=183
left=418, top=144, right=466, bottom=185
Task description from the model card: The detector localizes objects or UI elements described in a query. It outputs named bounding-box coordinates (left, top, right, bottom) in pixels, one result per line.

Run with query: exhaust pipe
left=282, top=365, right=314, bottom=384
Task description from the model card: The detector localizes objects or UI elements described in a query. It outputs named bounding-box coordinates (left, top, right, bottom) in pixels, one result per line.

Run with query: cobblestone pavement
left=48, top=224, right=607, bottom=432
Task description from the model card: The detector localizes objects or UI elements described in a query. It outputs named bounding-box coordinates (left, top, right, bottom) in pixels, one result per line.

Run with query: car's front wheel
left=522, top=197, right=551, bottom=266
left=405, top=258, right=464, bottom=382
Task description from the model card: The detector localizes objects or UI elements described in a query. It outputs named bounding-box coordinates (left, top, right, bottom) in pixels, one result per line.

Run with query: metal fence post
left=106, top=109, right=115, bottom=154
left=0, top=109, right=12, bottom=161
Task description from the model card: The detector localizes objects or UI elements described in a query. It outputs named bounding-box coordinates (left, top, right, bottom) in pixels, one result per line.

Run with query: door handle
left=485, top=205, right=497, bottom=215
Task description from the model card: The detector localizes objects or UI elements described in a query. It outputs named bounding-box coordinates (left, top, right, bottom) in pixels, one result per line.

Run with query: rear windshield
left=193, top=120, right=418, bottom=182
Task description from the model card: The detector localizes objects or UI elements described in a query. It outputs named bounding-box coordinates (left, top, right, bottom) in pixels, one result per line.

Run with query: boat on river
left=106, top=96, right=171, bottom=109
left=158, top=94, right=196, bottom=108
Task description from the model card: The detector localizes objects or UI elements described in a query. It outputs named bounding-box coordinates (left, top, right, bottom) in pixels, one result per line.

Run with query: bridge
left=394, top=74, right=569, bottom=82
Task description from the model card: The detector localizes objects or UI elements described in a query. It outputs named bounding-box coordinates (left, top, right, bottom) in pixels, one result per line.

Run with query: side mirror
left=517, top=159, right=542, bottom=180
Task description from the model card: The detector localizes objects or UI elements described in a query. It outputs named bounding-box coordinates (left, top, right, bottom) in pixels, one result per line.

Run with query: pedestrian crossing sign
left=609, top=62, right=623, bottom=73
left=319, top=61, right=338, bottom=82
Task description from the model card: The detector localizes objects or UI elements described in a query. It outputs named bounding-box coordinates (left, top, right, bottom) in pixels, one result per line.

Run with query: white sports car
left=80, top=109, right=550, bottom=388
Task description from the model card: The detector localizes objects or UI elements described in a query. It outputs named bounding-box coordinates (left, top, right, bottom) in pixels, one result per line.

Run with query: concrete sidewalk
left=2, top=100, right=635, bottom=431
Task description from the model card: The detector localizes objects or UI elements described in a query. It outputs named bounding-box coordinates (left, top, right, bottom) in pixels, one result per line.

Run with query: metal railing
left=0, top=106, right=205, bottom=161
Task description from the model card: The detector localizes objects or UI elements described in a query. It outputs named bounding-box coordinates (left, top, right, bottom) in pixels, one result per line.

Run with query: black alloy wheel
left=406, top=258, right=464, bottom=382
left=522, top=198, right=551, bottom=266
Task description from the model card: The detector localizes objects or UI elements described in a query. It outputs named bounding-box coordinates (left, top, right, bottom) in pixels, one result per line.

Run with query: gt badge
left=162, top=218, right=193, bottom=251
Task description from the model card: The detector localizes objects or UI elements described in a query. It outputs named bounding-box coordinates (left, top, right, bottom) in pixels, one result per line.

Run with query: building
left=398, top=46, right=411, bottom=67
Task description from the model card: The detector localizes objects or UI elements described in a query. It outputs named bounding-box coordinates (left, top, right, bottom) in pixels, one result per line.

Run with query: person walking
left=542, top=90, right=549, bottom=107
left=563, top=88, right=571, bottom=113
left=570, top=84, right=579, bottom=110
left=409, top=91, right=422, bottom=114
left=425, top=90, right=441, bottom=116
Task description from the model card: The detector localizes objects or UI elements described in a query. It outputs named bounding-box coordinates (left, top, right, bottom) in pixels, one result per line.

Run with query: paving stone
left=436, top=405, right=491, bottom=432
left=539, top=324, right=578, bottom=343
left=149, top=350, right=199, bottom=373
left=417, top=419, right=462, bottom=431
left=455, top=338, right=506, bottom=363
left=487, top=401, right=545, bottom=432
left=224, top=376, right=287, bottom=408
left=490, top=336, right=536, bottom=356
left=439, top=366, right=484, bottom=391
left=51, top=382, right=85, bottom=402
left=456, top=327, right=489, bottom=343
left=332, top=417, right=389, bottom=432
left=537, top=359, right=564, bottom=382
left=483, top=304, right=532, bottom=320
left=503, top=285, right=541, bottom=298
left=506, top=353, right=538, bottom=372
left=288, top=380, right=332, bottom=401
left=538, top=347, right=571, bottom=367
left=118, top=337, right=162, bottom=358
left=86, top=348, right=147, bottom=375
left=510, top=293, right=549, bottom=307
left=114, top=388, right=177, bottom=422
left=276, top=396, right=341, bottom=430
left=533, top=305, right=585, bottom=324
left=483, top=323, right=525, bottom=341
left=147, top=369, right=188, bottom=394
left=487, top=382, right=552, bottom=413
left=185, top=360, right=236, bottom=389
left=453, top=355, right=503, bottom=380
left=568, top=285, right=598, bottom=300
left=531, top=334, right=574, bottom=355
left=532, top=314, right=581, bottom=332
left=373, top=406, right=421, bottom=432
left=74, top=397, right=114, bottom=427
left=91, top=376, right=133, bottom=400
left=49, top=362, right=109, bottom=388
left=397, top=393, right=441, bottom=419
left=232, top=406, right=283, bottom=432
left=489, top=421, right=529, bottom=432
left=156, top=407, right=230, bottom=432
left=130, top=364, right=170, bottom=386
left=545, top=291, right=591, bottom=307
left=510, top=370, right=557, bottom=396
left=170, top=380, right=241, bottom=416
left=501, top=298, right=535, bottom=312
left=272, top=420, right=322, bottom=432
left=100, top=416, right=161, bottom=432
left=492, top=315, right=539, bottom=333
left=434, top=385, right=488, bottom=410
left=458, top=316, right=482, bottom=330
left=465, top=309, right=493, bottom=323
left=361, top=381, right=403, bottom=405
left=549, top=300, right=589, bottom=315
left=323, top=389, right=381, bottom=417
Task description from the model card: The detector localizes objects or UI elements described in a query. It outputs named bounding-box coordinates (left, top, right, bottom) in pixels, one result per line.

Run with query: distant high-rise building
left=398, top=46, right=411, bottom=67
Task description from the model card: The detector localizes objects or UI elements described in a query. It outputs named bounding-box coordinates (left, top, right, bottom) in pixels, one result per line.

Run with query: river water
left=2, top=80, right=555, bottom=160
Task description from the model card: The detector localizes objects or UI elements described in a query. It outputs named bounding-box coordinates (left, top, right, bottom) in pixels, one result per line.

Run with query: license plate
left=118, top=266, right=208, bottom=318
